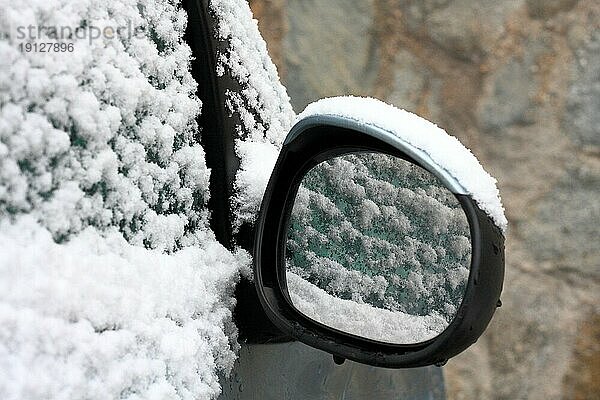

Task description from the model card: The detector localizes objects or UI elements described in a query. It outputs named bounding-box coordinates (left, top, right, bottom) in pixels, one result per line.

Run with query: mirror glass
left=285, top=152, right=471, bottom=344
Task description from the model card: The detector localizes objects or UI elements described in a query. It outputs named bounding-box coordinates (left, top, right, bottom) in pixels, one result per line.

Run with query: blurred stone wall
left=249, top=0, right=599, bottom=398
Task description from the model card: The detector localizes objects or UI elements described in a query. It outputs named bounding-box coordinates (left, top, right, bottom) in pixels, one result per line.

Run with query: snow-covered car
left=0, top=0, right=505, bottom=399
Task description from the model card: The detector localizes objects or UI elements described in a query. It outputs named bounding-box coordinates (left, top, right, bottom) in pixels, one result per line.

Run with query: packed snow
left=297, top=96, right=508, bottom=233
left=0, top=0, right=248, bottom=398
left=286, top=153, right=471, bottom=340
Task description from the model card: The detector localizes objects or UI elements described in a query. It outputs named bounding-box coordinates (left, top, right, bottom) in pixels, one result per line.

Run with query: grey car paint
left=219, top=342, right=445, bottom=400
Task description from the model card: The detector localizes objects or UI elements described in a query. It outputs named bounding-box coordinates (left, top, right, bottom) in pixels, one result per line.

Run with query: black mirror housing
left=254, top=110, right=505, bottom=368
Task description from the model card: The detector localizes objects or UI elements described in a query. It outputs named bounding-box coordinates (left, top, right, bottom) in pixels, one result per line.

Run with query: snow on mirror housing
left=254, top=114, right=505, bottom=368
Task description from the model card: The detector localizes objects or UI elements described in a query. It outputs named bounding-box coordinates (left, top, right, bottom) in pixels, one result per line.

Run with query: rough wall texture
left=249, top=0, right=599, bottom=398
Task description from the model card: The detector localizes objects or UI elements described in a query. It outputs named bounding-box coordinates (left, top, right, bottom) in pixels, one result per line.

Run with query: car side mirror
left=254, top=97, right=506, bottom=368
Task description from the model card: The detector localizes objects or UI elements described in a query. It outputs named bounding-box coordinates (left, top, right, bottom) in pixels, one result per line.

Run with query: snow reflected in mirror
left=285, top=152, right=471, bottom=344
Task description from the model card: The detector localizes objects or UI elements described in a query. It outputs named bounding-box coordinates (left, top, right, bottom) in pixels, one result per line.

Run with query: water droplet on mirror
left=333, top=355, right=345, bottom=365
